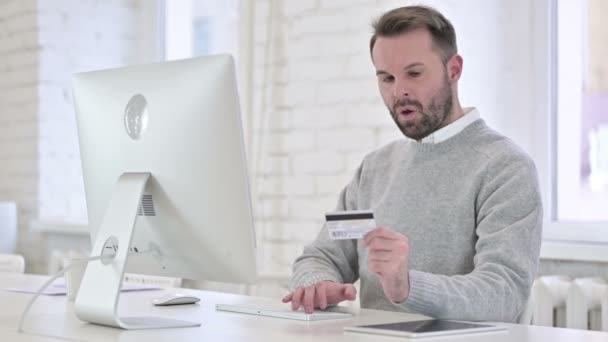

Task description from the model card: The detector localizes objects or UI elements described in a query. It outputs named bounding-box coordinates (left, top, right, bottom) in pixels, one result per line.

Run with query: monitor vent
left=137, top=194, right=156, bottom=216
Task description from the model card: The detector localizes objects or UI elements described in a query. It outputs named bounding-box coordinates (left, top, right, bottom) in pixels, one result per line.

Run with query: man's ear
left=447, top=54, right=463, bottom=83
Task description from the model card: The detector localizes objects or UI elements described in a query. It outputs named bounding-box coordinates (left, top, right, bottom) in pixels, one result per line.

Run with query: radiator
left=531, top=275, right=607, bottom=331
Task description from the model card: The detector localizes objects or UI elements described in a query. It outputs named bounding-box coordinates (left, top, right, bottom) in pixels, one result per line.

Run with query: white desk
left=1, top=273, right=607, bottom=342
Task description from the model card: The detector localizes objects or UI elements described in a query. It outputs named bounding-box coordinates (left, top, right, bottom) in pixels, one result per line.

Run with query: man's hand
left=282, top=281, right=357, bottom=314
left=364, top=227, right=410, bottom=303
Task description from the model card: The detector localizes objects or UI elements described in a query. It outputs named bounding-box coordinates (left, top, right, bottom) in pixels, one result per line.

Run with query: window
left=539, top=0, right=608, bottom=259
left=555, top=0, right=608, bottom=223
left=163, top=0, right=240, bottom=61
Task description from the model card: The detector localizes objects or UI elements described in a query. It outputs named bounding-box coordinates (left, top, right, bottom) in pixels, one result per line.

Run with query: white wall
left=37, top=0, right=161, bottom=225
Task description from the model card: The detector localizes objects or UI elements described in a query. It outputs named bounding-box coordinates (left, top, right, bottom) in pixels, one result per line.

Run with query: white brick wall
left=0, top=0, right=160, bottom=273
left=36, top=0, right=146, bottom=226
left=250, top=0, right=538, bottom=279
left=0, top=0, right=43, bottom=271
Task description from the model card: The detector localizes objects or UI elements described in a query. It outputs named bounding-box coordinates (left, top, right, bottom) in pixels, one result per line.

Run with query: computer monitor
left=71, top=54, right=257, bottom=329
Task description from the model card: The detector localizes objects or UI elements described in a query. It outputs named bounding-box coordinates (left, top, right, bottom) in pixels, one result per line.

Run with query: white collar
left=414, top=107, right=480, bottom=144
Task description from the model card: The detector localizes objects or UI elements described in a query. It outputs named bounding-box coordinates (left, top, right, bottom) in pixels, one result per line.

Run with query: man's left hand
left=363, top=227, right=410, bottom=303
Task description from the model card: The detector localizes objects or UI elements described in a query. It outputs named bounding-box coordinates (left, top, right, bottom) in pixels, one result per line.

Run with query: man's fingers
left=316, top=283, right=328, bottom=310
left=288, top=281, right=358, bottom=308
left=368, top=250, right=396, bottom=262
left=343, top=284, right=357, bottom=301
left=282, top=293, right=293, bottom=303
left=368, top=257, right=392, bottom=264
left=291, top=287, right=304, bottom=311
left=325, top=282, right=350, bottom=304
left=368, top=239, right=409, bottom=257
left=303, top=286, right=316, bottom=314
left=363, top=228, right=380, bottom=245
left=367, top=238, right=405, bottom=252
left=364, top=227, right=401, bottom=245
left=369, top=260, right=390, bottom=276
left=324, top=282, right=342, bottom=304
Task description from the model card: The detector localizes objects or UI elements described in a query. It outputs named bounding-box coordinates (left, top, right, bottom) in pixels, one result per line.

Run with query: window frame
left=535, top=0, right=608, bottom=262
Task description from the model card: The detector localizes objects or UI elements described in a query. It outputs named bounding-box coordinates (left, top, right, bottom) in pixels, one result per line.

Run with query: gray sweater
left=290, top=119, right=543, bottom=323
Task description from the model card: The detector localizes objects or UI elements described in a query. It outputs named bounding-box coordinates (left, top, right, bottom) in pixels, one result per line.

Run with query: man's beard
left=388, top=78, right=453, bottom=141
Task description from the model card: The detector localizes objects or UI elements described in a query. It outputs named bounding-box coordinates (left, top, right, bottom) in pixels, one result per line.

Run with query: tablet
left=344, top=319, right=507, bottom=338
left=215, top=304, right=353, bottom=321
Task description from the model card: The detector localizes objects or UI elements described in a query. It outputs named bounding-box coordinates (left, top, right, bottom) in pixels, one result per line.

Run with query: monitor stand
left=74, top=172, right=201, bottom=329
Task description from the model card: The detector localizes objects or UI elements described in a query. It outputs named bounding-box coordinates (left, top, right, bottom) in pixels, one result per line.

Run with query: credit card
left=325, top=210, right=376, bottom=240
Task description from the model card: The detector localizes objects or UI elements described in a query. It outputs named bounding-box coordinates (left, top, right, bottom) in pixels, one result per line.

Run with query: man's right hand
left=281, top=281, right=357, bottom=314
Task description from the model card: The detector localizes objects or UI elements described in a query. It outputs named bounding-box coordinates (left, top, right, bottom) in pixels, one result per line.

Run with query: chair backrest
left=0, top=253, right=25, bottom=273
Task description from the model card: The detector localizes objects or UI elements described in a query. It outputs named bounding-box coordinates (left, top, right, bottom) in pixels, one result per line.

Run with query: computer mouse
left=152, top=293, right=201, bottom=306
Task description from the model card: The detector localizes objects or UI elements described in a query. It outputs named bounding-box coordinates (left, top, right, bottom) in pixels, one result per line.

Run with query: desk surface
left=1, top=273, right=607, bottom=342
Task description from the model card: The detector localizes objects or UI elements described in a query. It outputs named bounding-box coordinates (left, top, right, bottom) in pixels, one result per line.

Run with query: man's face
left=372, top=29, right=455, bottom=140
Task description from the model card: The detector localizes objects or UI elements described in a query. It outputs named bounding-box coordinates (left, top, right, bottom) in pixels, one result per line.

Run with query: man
left=281, top=5, right=542, bottom=323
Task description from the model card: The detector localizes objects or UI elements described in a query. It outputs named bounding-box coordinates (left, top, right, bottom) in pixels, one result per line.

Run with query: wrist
left=391, top=272, right=410, bottom=304
left=392, top=288, right=409, bottom=304
left=380, top=279, right=409, bottom=304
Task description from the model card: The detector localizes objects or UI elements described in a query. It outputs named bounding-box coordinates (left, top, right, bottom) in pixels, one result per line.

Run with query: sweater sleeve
left=397, top=152, right=543, bottom=322
left=289, top=164, right=364, bottom=290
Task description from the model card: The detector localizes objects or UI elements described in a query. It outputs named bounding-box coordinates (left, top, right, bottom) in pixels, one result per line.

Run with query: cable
left=17, top=255, right=106, bottom=333
left=16, top=247, right=156, bottom=333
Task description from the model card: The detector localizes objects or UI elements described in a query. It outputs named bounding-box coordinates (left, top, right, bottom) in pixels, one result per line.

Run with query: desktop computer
left=71, top=54, right=257, bottom=329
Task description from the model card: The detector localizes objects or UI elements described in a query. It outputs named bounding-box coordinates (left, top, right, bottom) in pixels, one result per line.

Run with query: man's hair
left=370, top=6, right=457, bottom=63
